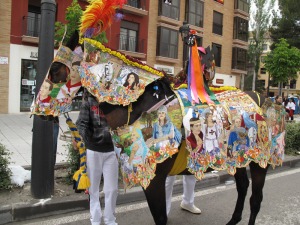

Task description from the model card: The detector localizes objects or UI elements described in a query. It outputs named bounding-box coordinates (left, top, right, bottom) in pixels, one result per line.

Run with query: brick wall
left=0, top=0, right=11, bottom=113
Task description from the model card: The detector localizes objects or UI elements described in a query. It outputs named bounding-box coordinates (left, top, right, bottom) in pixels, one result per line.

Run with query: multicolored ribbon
left=187, top=42, right=214, bottom=104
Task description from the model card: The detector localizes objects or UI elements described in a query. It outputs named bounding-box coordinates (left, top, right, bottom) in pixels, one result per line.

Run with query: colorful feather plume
left=80, top=0, right=127, bottom=38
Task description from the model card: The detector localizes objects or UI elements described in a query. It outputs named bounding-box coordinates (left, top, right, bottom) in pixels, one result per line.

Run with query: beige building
left=254, top=32, right=300, bottom=97
left=146, top=0, right=249, bottom=89
left=0, top=1, right=12, bottom=113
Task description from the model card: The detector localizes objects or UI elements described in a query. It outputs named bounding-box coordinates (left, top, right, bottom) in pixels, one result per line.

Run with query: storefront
left=20, top=59, right=37, bottom=112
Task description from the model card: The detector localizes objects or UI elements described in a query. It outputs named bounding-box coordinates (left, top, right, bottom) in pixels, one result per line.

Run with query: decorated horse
left=31, top=1, right=286, bottom=225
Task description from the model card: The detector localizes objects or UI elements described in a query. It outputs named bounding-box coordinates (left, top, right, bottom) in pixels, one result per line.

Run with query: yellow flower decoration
left=82, top=38, right=164, bottom=77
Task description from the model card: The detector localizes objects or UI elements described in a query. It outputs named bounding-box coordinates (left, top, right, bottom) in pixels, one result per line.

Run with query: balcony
left=123, top=0, right=148, bottom=16
left=232, top=47, right=247, bottom=74
left=22, top=16, right=40, bottom=44
left=234, top=0, right=250, bottom=17
left=117, top=34, right=146, bottom=59
left=233, top=17, right=249, bottom=46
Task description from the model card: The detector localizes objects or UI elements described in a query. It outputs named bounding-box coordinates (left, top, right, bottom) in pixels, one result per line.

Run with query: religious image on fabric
left=112, top=97, right=183, bottom=189
left=175, top=89, right=286, bottom=180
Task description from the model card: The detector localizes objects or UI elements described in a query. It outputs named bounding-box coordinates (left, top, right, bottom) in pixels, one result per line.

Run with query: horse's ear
left=66, top=30, right=79, bottom=51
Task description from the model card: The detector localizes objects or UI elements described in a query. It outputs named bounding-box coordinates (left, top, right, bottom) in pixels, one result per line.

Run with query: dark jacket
left=76, top=94, right=114, bottom=152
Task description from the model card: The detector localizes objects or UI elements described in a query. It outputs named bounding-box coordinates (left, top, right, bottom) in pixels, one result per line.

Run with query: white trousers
left=87, top=150, right=119, bottom=225
left=165, top=175, right=196, bottom=215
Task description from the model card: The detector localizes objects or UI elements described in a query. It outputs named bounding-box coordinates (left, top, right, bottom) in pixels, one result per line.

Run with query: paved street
left=11, top=167, right=300, bottom=225
left=0, top=112, right=79, bottom=167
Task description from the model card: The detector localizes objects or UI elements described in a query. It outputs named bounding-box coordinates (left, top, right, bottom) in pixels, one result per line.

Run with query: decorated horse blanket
left=113, top=88, right=285, bottom=189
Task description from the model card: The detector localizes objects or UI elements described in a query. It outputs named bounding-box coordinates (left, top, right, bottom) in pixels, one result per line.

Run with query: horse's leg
left=143, top=157, right=175, bottom=225
left=226, top=167, right=249, bottom=225
left=248, top=162, right=269, bottom=225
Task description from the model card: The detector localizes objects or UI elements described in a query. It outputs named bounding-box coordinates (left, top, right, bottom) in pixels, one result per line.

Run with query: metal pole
left=31, top=0, right=56, bottom=199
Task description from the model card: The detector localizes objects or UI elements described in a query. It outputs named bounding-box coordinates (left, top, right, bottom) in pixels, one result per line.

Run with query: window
left=234, top=0, right=249, bottom=13
left=185, top=0, right=204, bottom=27
left=232, top=47, right=247, bottom=70
left=157, top=26, right=178, bottom=59
left=233, top=17, right=248, bottom=41
left=20, top=59, right=38, bottom=112
left=158, top=0, right=180, bottom=20
left=261, top=56, right=266, bottom=63
left=213, top=11, right=223, bottom=35
left=26, top=5, right=41, bottom=37
left=126, top=0, right=141, bottom=8
left=119, top=21, right=139, bottom=52
left=260, top=68, right=266, bottom=74
left=257, top=80, right=266, bottom=88
left=290, top=79, right=296, bottom=89
left=212, top=43, right=222, bottom=67
left=262, top=44, right=268, bottom=51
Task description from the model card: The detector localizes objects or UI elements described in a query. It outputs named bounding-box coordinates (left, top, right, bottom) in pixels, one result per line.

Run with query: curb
left=1, top=157, right=300, bottom=224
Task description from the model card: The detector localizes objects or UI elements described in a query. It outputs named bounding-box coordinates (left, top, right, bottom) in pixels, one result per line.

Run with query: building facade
left=144, top=0, right=249, bottom=89
left=255, top=32, right=300, bottom=97
left=1, top=0, right=249, bottom=114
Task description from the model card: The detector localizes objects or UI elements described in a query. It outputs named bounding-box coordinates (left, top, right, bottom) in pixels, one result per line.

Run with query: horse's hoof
left=226, top=217, right=242, bottom=225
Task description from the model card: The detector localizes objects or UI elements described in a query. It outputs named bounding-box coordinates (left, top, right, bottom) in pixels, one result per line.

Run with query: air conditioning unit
left=154, top=64, right=174, bottom=75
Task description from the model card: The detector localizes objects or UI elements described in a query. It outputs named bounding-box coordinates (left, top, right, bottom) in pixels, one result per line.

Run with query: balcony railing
left=126, top=0, right=146, bottom=10
left=22, top=16, right=40, bottom=37
left=117, top=34, right=145, bottom=54
left=234, top=0, right=249, bottom=13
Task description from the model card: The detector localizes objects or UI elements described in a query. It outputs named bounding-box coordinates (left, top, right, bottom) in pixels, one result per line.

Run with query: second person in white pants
left=76, top=90, right=118, bottom=225
left=165, top=175, right=201, bottom=215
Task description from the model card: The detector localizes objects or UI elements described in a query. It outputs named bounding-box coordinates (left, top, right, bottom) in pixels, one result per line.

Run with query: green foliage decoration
left=0, top=143, right=12, bottom=190
left=55, top=0, right=108, bottom=48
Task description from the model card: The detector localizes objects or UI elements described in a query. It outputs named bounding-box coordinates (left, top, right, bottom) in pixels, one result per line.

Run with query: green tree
left=54, top=0, right=107, bottom=47
left=248, top=0, right=276, bottom=91
left=264, top=38, right=300, bottom=95
left=270, top=0, right=300, bottom=49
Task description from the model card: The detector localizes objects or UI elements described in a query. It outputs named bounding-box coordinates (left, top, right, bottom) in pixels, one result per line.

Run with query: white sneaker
left=180, top=202, right=201, bottom=214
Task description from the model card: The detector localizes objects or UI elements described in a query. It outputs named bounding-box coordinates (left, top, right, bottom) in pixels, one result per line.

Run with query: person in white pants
left=87, top=150, right=118, bottom=225
left=76, top=90, right=118, bottom=225
left=165, top=175, right=201, bottom=215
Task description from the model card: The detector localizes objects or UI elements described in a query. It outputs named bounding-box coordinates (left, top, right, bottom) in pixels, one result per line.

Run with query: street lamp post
left=179, top=21, right=195, bottom=46
left=31, top=0, right=56, bottom=199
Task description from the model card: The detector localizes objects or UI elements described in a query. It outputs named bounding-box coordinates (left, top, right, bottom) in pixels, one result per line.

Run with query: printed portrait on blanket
left=80, top=40, right=162, bottom=106
left=112, top=98, right=182, bottom=189
left=32, top=45, right=83, bottom=116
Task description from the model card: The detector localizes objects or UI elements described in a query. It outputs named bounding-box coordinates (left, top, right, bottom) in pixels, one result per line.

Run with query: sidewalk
left=0, top=112, right=79, bottom=167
